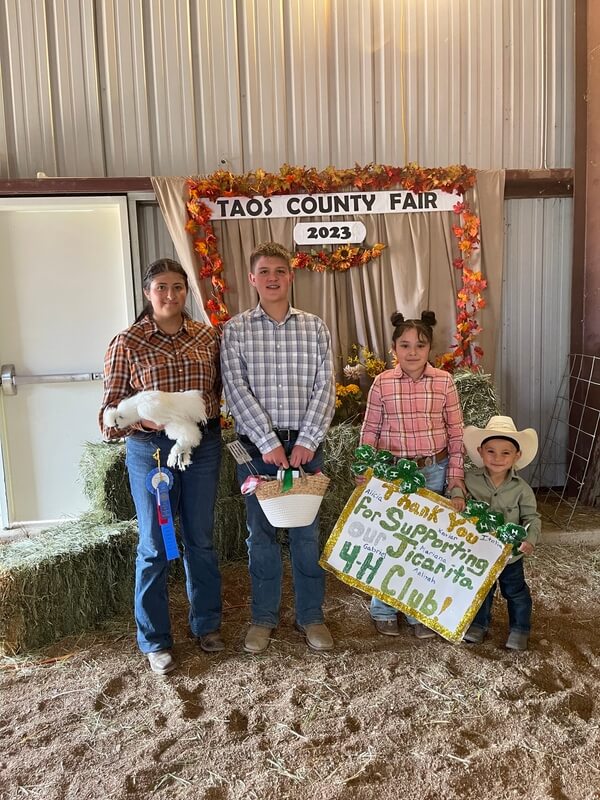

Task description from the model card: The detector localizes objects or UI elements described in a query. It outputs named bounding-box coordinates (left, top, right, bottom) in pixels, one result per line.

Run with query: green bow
left=351, top=446, right=425, bottom=493
left=495, top=522, right=528, bottom=555
left=465, top=499, right=527, bottom=554
left=464, top=499, right=505, bottom=533
left=280, top=467, right=295, bottom=493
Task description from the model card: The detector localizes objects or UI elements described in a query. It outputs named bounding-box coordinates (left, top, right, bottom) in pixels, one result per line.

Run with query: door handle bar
left=1, top=363, right=103, bottom=396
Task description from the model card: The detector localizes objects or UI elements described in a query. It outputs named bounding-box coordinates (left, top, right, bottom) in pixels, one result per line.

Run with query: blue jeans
left=237, top=438, right=326, bottom=628
left=371, top=458, right=448, bottom=622
left=469, top=557, right=532, bottom=634
left=125, top=425, right=222, bottom=653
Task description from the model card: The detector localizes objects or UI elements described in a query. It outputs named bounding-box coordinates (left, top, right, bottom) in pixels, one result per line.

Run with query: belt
left=410, top=448, right=448, bottom=469
left=239, top=428, right=299, bottom=446
left=202, top=417, right=221, bottom=432
left=274, top=428, right=299, bottom=442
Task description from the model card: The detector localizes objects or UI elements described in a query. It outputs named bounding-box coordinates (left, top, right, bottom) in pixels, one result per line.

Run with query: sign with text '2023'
left=320, top=476, right=511, bottom=641
left=293, top=221, right=366, bottom=245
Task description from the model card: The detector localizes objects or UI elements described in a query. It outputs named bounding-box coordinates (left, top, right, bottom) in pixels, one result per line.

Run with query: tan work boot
left=296, top=622, right=334, bottom=651
left=244, top=624, right=273, bottom=654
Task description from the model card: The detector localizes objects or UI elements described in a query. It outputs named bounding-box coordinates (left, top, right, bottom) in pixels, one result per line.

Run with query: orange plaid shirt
left=99, top=315, right=221, bottom=440
left=360, top=362, right=464, bottom=481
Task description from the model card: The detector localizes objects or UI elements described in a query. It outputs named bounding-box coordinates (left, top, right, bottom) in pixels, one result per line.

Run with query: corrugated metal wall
left=501, top=198, right=573, bottom=486
left=0, top=0, right=575, bottom=480
left=0, top=0, right=573, bottom=176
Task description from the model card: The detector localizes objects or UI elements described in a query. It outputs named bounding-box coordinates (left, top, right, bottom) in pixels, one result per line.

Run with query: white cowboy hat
left=463, top=415, right=539, bottom=469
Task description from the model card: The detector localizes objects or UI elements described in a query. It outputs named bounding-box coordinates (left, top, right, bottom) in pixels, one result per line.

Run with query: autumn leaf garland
left=186, top=163, right=484, bottom=369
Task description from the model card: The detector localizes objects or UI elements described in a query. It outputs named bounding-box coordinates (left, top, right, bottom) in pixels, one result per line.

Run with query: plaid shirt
left=221, top=304, right=335, bottom=453
left=360, top=362, right=464, bottom=481
left=99, top=315, right=221, bottom=440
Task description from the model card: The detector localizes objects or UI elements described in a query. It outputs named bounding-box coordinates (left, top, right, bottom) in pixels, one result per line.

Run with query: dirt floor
left=1, top=544, right=599, bottom=800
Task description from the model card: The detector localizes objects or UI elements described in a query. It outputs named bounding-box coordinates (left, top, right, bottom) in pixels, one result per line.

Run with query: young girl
left=100, top=259, right=223, bottom=675
left=359, top=311, right=466, bottom=639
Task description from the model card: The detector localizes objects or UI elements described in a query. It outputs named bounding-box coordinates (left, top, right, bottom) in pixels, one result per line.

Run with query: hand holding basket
left=254, top=467, right=330, bottom=527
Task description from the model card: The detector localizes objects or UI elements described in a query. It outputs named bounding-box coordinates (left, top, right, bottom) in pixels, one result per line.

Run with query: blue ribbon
left=145, top=467, right=179, bottom=561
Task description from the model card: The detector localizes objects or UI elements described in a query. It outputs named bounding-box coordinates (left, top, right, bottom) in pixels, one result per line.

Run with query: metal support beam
left=0, top=170, right=575, bottom=199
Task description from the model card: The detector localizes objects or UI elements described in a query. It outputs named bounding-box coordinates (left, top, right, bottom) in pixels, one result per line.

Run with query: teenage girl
left=100, top=259, right=223, bottom=675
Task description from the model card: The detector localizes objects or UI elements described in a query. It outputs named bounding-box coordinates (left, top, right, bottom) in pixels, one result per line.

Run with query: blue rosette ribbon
left=145, top=467, right=180, bottom=561
left=351, top=446, right=425, bottom=493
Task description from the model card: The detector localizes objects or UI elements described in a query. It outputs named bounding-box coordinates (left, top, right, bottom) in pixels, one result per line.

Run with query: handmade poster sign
left=320, top=475, right=512, bottom=641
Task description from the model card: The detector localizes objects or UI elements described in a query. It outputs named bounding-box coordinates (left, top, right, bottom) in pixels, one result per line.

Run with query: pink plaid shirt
left=360, top=363, right=464, bottom=481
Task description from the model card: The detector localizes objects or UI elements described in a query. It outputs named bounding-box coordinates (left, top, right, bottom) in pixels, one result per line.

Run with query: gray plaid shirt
left=221, top=304, right=335, bottom=453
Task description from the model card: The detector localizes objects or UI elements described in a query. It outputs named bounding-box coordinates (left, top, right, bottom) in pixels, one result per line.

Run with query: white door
left=0, top=197, right=134, bottom=529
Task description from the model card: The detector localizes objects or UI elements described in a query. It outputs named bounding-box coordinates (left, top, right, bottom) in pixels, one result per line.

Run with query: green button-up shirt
left=465, top=467, right=541, bottom=563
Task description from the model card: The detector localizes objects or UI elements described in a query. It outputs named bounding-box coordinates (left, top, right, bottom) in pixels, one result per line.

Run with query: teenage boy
left=462, top=416, right=541, bottom=651
left=221, top=242, right=336, bottom=654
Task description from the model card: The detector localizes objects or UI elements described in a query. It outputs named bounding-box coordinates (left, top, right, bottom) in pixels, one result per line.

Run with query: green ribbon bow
left=351, top=446, right=425, bottom=493
left=495, top=522, right=528, bottom=555
left=465, top=499, right=527, bottom=554
left=280, top=467, right=295, bottom=493
left=464, top=499, right=505, bottom=533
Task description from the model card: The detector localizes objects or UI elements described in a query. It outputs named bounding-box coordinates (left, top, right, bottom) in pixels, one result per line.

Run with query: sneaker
left=199, top=631, right=225, bottom=653
left=414, top=623, right=437, bottom=640
left=296, top=622, right=334, bottom=651
left=463, top=625, right=486, bottom=644
left=373, top=618, right=401, bottom=637
left=244, top=624, right=273, bottom=654
left=506, top=631, right=529, bottom=651
left=147, top=650, right=176, bottom=675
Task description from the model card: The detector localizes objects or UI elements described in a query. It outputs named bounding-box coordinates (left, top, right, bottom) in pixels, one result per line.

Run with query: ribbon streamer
left=280, top=467, right=294, bottom=493
left=146, top=466, right=180, bottom=561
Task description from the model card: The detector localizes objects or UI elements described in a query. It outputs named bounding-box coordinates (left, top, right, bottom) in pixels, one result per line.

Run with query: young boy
left=221, top=242, right=336, bottom=654
left=462, top=416, right=541, bottom=651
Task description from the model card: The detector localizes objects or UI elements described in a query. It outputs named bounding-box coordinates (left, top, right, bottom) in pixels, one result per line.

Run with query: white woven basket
left=255, top=472, right=330, bottom=527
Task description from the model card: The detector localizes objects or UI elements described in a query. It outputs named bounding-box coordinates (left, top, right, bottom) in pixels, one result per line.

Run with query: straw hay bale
left=320, top=422, right=359, bottom=544
left=213, top=495, right=249, bottom=562
left=79, top=443, right=134, bottom=521
left=0, top=517, right=137, bottom=655
left=453, top=368, right=501, bottom=428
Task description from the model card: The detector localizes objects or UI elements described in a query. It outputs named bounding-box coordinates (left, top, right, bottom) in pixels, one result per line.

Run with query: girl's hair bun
left=390, top=311, right=405, bottom=327
left=420, top=310, right=437, bottom=327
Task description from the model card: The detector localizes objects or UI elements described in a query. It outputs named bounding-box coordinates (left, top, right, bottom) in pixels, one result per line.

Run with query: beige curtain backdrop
left=153, top=171, right=505, bottom=378
left=151, top=176, right=210, bottom=324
